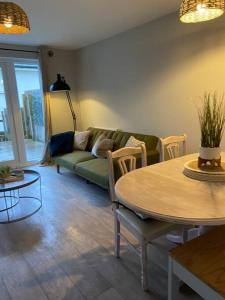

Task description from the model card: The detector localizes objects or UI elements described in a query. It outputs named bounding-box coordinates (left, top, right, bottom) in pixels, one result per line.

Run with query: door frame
left=0, top=61, right=19, bottom=167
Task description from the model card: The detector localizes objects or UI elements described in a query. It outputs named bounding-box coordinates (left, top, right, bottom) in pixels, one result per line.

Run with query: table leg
left=4, top=191, right=9, bottom=222
left=168, top=256, right=180, bottom=300
left=182, top=226, right=189, bottom=243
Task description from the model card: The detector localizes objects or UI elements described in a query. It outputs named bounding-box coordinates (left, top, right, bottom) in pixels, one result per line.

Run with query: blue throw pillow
left=50, top=131, right=74, bottom=157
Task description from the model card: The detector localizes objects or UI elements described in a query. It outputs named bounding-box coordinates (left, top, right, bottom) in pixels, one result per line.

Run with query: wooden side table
left=168, top=226, right=225, bottom=300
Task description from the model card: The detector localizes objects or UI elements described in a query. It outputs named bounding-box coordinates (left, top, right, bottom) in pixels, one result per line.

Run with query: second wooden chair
left=160, top=134, right=187, bottom=162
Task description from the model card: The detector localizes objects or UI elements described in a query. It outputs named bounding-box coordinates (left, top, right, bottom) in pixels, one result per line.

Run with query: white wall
left=75, top=12, right=225, bottom=153
left=41, top=47, right=79, bottom=134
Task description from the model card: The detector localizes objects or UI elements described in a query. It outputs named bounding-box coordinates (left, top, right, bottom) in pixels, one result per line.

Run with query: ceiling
left=0, top=0, right=180, bottom=50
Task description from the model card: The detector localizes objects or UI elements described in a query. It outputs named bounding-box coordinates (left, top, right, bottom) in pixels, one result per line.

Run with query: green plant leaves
left=0, top=165, right=12, bottom=178
left=198, top=92, right=225, bottom=148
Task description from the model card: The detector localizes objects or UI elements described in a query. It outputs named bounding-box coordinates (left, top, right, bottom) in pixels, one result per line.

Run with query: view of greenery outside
left=21, top=89, right=44, bottom=142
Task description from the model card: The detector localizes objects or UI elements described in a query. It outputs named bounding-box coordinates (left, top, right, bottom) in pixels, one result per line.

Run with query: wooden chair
left=159, top=134, right=195, bottom=244
left=168, top=226, right=225, bottom=300
left=160, top=134, right=187, bottom=162
left=107, top=144, right=175, bottom=291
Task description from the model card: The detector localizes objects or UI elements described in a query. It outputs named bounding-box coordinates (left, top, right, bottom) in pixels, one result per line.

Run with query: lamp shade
left=0, top=2, right=30, bottom=34
left=180, top=0, right=224, bottom=23
left=49, top=74, right=71, bottom=92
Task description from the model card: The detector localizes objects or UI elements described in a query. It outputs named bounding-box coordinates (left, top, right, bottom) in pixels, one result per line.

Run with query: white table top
left=115, top=153, right=225, bottom=225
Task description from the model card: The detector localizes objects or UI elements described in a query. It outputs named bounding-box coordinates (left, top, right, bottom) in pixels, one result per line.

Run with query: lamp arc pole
left=66, top=90, right=76, bottom=132
left=49, top=74, right=77, bottom=132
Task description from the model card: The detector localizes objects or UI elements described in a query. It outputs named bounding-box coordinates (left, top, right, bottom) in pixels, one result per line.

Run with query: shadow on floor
left=0, top=222, right=43, bottom=256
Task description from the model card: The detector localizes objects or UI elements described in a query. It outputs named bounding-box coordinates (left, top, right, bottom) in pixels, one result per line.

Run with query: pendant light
left=180, top=0, right=225, bottom=23
left=0, top=2, right=30, bottom=34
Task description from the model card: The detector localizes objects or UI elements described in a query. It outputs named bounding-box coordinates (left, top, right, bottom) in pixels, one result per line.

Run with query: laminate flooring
left=0, top=166, right=202, bottom=300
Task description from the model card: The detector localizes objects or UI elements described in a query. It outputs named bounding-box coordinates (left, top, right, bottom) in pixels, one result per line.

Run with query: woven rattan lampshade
left=0, top=2, right=30, bottom=34
left=180, top=0, right=224, bottom=23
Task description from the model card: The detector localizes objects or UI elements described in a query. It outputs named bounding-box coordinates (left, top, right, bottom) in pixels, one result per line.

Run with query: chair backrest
left=160, top=134, right=187, bottom=161
left=107, top=144, right=147, bottom=203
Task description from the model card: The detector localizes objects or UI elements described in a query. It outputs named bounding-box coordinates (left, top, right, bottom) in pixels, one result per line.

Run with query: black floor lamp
left=49, top=74, right=77, bottom=132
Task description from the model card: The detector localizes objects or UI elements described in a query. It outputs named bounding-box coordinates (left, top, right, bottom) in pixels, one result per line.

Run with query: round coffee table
left=0, top=170, right=42, bottom=224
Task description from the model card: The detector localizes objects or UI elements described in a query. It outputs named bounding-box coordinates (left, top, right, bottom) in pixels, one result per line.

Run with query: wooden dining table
left=115, top=153, right=225, bottom=226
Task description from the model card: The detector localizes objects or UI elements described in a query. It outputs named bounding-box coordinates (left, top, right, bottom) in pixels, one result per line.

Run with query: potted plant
left=0, top=166, right=12, bottom=181
left=197, top=92, right=225, bottom=168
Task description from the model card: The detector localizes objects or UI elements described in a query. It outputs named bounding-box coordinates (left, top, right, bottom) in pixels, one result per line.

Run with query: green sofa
left=54, top=127, right=159, bottom=189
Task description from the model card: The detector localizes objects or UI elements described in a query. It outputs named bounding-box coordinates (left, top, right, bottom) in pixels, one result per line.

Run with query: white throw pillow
left=91, top=134, right=105, bottom=156
left=74, top=131, right=90, bottom=151
left=92, top=134, right=114, bottom=158
left=125, top=136, right=144, bottom=147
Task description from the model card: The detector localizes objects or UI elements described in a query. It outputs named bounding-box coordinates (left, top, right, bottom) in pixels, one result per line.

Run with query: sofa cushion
left=75, top=150, right=159, bottom=190
left=54, top=151, right=95, bottom=171
left=75, top=158, right=109, bottom=189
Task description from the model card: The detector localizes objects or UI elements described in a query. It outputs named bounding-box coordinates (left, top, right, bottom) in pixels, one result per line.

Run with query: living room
left=0, top=1, right=225, bottom=299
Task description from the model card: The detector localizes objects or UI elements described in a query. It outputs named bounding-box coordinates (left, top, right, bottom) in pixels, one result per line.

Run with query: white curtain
left=39, top=47, right=52, bottom=165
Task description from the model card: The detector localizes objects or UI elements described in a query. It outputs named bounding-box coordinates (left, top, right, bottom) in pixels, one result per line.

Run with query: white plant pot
left=199, top=147, right=221, bottom=160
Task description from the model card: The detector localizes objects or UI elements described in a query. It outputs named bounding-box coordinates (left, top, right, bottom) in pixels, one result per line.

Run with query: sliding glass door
left=0, top=58, right=45, bottom=167
left=14, top=63, right=45, bottom=163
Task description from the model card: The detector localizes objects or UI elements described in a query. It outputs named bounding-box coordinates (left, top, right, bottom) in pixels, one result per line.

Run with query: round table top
left=115, top=153, right=225, bottom=226
left=0, top=170, right=40, bottom=192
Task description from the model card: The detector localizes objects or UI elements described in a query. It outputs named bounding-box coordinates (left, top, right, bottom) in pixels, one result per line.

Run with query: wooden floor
left=0, top=166, right=202, bottom=300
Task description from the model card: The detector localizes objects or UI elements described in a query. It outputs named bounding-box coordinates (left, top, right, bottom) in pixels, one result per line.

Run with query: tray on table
left=184, top=160, right=225, bottom=182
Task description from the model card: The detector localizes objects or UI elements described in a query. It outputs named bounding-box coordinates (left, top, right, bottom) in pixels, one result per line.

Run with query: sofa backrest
left=87, top=127, right=159, bottom=153
left=87, top=128, right=115, bottom=150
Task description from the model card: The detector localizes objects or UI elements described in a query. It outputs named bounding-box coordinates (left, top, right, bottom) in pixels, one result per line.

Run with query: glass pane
left=0, top=67, right=15, bottom=162
left=14, top=63, right=45, bottom=162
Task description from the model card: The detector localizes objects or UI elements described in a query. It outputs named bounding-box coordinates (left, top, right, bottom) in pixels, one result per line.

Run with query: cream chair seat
left=117, top=208, right=174, bottom=240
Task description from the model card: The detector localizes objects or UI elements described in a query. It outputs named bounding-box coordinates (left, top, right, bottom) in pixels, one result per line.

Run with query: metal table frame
left=0, top=170, right=42, bottom=224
